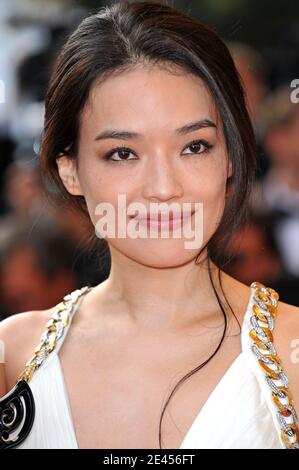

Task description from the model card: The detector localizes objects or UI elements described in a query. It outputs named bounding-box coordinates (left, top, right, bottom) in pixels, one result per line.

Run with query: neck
left=96, top=247, right=227, bottom=331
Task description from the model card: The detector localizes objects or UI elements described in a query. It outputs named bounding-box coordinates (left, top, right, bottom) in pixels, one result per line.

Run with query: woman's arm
left=0, top=363, right=6, bottom=397
left=0, top=310, right=53, bottom=392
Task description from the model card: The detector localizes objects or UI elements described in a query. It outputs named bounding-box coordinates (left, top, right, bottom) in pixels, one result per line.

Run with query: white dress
left=11, top=282, right=299, bottom=449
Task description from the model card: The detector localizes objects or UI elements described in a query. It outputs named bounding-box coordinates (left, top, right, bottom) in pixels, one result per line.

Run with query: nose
left=141, top=154, right=184, bottom=202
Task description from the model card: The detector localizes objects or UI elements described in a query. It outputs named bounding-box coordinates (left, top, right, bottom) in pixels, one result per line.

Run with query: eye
left=182, top=139, right=213, bottom=156
left=102, top=139, right=213, bottom=163
left=103, top=147, right=137, bottom=162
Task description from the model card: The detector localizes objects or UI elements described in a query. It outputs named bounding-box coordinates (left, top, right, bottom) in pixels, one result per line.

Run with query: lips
left=133, top=212, right=193, bottom=222
left=132, top=211, right=194, bottom=232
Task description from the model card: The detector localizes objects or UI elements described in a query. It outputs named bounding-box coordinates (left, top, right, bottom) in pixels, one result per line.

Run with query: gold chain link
left=17, top=286, right=92, bottom=384
left=249, top=281, right=299, bottom=449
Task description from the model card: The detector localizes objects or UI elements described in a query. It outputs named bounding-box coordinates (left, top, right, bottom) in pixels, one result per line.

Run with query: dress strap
left=17, top=285, right=93, bottom=384
left=242, top=281, right=299, bottom=449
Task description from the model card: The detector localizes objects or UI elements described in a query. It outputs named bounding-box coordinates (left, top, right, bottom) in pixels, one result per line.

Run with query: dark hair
left=39, top=0, right=257, bottom=448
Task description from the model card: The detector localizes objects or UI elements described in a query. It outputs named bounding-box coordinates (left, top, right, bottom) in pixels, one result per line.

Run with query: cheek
left=77, top=169, right=113, bottom=226
left=78, top=165, right=140, bottom=228
left=191, top=173, right=227, bottom=237
left=79, top=156, right=227, bottom=240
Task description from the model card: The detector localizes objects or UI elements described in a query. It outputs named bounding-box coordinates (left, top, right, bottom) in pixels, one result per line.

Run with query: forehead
left=80, top=65, right=219, bottom=138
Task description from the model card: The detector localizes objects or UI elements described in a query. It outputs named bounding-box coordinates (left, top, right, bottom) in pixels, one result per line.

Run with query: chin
left=110, top=238, right=201, bottom=268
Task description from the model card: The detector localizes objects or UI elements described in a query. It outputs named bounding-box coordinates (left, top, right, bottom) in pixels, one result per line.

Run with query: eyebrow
left=94, top=118, right=217, bottom=141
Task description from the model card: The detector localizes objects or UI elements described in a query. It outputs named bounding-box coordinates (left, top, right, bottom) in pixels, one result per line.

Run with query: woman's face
left=57, top=65, right=232, bottom=268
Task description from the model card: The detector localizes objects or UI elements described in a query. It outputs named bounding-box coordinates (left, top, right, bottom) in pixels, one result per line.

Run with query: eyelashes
left=103, top=146, right=136, bottom=163
left=102, top=139, right=214, bottom=163
left=183, top=139, right=214, bottom=156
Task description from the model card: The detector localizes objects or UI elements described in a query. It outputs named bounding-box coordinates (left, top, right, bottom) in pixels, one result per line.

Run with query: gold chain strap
left=17, top=286, right=92, bottom=384
left=249, top=281, right=299, bottom=449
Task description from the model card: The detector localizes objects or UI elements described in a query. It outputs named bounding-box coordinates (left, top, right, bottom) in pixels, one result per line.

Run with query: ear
left=56, top=156, right=83, bottom=196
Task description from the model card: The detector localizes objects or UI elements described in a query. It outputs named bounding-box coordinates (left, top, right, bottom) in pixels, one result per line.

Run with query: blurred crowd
left=0, top=1, right=111, bottom=320
left=0, top=1, right=298, bottom=320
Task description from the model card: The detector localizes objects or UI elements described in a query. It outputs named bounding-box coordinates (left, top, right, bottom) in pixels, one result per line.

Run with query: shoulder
left=275, top=298, right=299, bottom=358
left=0, top=307, right=55, bottom=393
left=273, top=298, right=299, bottom=420
left=276, top=299, right=299, bottom=330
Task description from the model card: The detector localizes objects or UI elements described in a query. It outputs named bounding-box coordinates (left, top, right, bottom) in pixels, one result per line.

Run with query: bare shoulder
left=0, top=307, right=55, bottom=394
left=274, top=298, right=299, bottom=418
left=275, top=299, right=299, bottom=350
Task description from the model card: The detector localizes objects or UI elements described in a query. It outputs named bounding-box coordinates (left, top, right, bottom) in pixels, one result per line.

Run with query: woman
left=0, top=0, right=298, bottom=450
